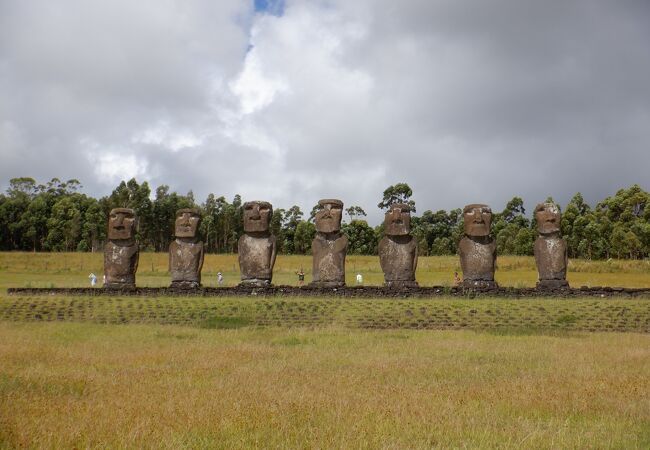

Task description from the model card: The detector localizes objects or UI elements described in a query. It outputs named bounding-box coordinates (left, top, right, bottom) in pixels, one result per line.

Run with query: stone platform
left=6, top=285, right=650, bottom=298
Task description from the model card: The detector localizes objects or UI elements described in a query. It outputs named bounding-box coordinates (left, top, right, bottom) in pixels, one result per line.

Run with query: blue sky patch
left=254, top=0, right=285, bottom=16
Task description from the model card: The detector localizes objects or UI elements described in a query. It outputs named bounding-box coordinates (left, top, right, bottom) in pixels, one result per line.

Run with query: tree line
left=0, top=178, right=648, bottom=259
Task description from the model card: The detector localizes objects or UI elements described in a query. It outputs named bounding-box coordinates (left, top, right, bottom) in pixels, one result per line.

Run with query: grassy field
left=2, top=252, right=650, bottom=289
left=1, top=252, right=649, bottom=448
left=1, top=322, right=649, bottom=448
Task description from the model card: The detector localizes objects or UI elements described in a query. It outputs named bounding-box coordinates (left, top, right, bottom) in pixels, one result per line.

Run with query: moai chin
left=534, top=202, right=569, bottom=289
left=169, top=208, right=204, bottom=289
left=458, top=204, right=498, bottom=289
left=104, top=208, right=139, bottom=289
left=310, top=199, right=348, bottom=287
left=238, top=201, right=277, bottom=286
left=379, top=203, right=418, bottom=288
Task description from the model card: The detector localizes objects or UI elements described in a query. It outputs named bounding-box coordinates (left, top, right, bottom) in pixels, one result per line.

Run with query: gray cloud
left=1, top=0, right=649, bottom=224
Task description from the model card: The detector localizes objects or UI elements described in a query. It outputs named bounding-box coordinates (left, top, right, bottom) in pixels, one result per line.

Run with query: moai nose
left=252, top=205, right=261, bottom=219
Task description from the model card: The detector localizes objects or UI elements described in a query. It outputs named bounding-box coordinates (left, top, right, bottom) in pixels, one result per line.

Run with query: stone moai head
left=175, top=208, right=201, bottom=239
left=535, top=202, right=561, bottom=235
left=107, top=208, right=137, bottom=240
left=463, top=204, right=492, bottom=237
left=243, top=201, right=273, bottom=233
left=315, top=199, right=343, bottom=234
left=384, top=203, right=411, bottom=236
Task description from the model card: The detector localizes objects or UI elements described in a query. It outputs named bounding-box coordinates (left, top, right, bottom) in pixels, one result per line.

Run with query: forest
left=0, top=177, right=648, bottom=259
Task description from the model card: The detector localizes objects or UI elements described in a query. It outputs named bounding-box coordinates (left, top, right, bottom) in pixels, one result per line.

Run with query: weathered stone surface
left=379, top=204, right=418, bottom=288
left=11, top=285, right=650, bottom=299
left=238, top=201, right=277, bottom=286
left=311, top=199, right=348, bottom=287
left=534, top=202, right=569, bottom=289
left=459, top=204, right=497, bottom=288
left=104, top=208, right=139, bottom=289
left=169, top=209, right=204, bottom=289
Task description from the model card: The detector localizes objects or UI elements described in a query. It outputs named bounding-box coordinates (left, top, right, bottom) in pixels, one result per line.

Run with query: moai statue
left=238, top=201, right=277, bottom=286
left=310, top=199, right=348, bottom=287
left=458, top=204, right=498, bottom=288
left=534, top=202, right=569, bottom=289
left=379, top=203, right=418, bottom=288
left=104, top=208, right=139, bottom=289
left=169, top=208, right=204, bottom=289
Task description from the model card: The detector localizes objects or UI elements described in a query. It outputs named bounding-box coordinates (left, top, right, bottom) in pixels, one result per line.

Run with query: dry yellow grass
left=1, top=252, right=650, bottom=289
left=0, top=322, right=649, bottom=448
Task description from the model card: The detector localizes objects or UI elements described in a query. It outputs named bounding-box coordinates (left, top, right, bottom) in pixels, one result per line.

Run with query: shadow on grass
left=478, top=327, right=586, bottom=338
left=197, top=316, right=251, bottom=329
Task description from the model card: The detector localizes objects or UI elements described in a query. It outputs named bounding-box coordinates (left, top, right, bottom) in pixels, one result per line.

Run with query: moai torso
left=170, top=240, right=204, bottom=285
left=238, top=234, right=277, bottom=283
left=379, top=236, right=418, bottom=284
left=104, top=241, right=139, bottom=288
left=534, top=236, right=567, bottom=280
left=459, top=236, right=496, bottom=282
left=312, top=233, right=348, bottom=286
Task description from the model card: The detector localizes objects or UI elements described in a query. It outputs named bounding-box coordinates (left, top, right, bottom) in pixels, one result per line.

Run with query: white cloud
left=1, top=0, right=649, bottom=223
left=93, top=152, right=149, bottom=186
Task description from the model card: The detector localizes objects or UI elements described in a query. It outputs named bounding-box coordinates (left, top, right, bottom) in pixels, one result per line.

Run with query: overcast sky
left=1, top=0, right=649, bottom=224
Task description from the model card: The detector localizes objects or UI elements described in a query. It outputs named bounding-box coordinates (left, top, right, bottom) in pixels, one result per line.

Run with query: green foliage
left=293, top=220, right=316, bottom=254
left=1, top=178, right=649, bottom=259
left=377, top=183, right=416, bottom=212
left=342, top=220, right=378, bottom=255
left=345, top=205, right=367, bottom=222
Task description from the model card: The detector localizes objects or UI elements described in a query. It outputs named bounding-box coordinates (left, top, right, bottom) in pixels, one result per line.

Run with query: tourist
left=296, top=268, right=305, bottom=286
left=453, top=271, right=462, bottom=287
left=88, top=273, right=97, bottom=287
left=217, top=271, right=224, bottom=286
left=356, top=273, right=363, bottom=285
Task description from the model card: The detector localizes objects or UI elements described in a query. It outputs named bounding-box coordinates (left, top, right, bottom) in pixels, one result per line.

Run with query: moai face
left=384, top=203, right=411, bottom=236
left=175, top=209, right=201, bottom=238
left=243, top=201, right=272, bottom=233
left=107, top=208, right=137, bottom=240
left=535, top=202, right=561, bottom=235
left=463, top=204, right=492, bottom=237
left=315, top=199, right=343, bottom=233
